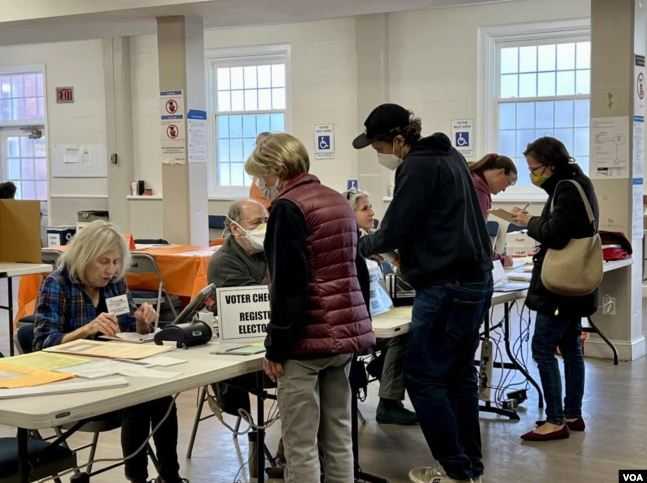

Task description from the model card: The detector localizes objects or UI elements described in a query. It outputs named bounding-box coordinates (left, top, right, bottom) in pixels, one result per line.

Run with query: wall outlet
left=602, top=294, right=616, bottom=315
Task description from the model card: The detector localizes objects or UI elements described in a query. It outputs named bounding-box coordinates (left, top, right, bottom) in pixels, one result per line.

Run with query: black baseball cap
left=352, top=103, right=411, bottom=149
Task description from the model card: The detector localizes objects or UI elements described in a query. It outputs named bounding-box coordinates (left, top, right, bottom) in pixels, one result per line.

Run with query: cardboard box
left=0, top=200, right=41, bottom=263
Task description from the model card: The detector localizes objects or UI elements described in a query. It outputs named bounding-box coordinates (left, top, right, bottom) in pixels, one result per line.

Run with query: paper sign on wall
left=314, top=123, right=335, bottom=159
left=160, top=90, right=186, bottom=165
left=590, top=116, right=629, bottom=179
left=451, top=119, right=474, bottom=161
left=216, top=286, right=270, bottom=342
left=187, top=109, right=208, bottom=164
left=635, top=55, right=646, bottom=117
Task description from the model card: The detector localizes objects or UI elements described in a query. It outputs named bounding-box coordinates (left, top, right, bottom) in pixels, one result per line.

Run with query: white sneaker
left=408, top=466, right=475, bottom=482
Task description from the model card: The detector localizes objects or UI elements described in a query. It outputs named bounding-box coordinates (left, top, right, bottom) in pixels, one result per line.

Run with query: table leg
left=256, top=372, right=265, bottom=483
left=503, top=302, right=544, bottom=408
left=18, top=427, right=29, bottom=483
left=7, top=275, right=15, bottom=356
left=585, top=317, right=619, bottom=365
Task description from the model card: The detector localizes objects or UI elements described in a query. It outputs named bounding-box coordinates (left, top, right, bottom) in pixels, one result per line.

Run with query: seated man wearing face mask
left=207, top=199, right=269, bottom=416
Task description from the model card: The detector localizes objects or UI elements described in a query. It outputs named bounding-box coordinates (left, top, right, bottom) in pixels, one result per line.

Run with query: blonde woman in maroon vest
left=245, top=133, right=375, bottom=483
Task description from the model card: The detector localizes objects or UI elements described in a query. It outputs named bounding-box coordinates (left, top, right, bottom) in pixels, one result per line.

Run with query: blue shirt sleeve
left=33, top=275, right=67, bottom=350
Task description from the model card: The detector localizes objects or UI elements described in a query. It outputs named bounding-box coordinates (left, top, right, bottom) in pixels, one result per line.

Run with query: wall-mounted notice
left=52, top=144, right=107, bottom=178
left=635, top=54, right=646, bottom=117
left=314, top=123, right=335, bottom=159
left=216, top=285, right=270, bottom=342
left=187, top=109, right=208, bottom=164
left=451, top=119, right=474, bottom=161
left=160, top=90, right=186, bottom=165
left=590, top=116, right=629, bottom=179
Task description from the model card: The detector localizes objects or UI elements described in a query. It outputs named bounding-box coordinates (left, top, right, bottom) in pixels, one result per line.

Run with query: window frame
left=0, top=64, right=47, bottom=128
left=206, top=45, right=291, bottom=200
left=477, top=19, right=590, bottom=202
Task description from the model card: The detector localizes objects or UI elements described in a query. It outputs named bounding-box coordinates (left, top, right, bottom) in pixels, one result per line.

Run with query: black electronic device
left=154, top=283, right=215, bottom=348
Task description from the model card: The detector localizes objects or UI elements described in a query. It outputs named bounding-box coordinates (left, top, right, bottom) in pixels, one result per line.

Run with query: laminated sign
left=160, top=90, right=186, bottom=164
left=216, top=285, right=271, bottom=342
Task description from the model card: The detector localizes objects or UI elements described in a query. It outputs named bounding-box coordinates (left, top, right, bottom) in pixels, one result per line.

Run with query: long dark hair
left=523, top=137, right=580, bottom=176
left=469, top=153, right=517, bottom=177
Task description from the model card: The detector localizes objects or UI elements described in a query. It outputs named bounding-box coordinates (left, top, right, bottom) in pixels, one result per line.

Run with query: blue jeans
left=404, top=276, right=493, bottom=480
left=531, top=312, right=585, bottom=425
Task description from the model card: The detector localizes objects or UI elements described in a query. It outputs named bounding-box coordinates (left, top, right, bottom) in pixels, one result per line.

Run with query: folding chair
left=15, top=249, right=63, bottom=329
left=127, top=252, right=179, bottom=323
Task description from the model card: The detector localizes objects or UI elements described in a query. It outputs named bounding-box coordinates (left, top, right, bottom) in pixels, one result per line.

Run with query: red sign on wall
left=56, top=87, right=74, bottom=104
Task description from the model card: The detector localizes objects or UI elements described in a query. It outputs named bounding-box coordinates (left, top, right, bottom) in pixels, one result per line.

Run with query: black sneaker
left=376, top=399, right=418, bottom=425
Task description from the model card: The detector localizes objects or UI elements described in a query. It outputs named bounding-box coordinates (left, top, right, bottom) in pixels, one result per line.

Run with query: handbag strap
left=550, top=179, right=597, bottom=230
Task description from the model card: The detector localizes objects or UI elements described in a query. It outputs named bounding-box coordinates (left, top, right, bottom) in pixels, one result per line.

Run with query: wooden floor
left=2, top=278, right=646, bottom=483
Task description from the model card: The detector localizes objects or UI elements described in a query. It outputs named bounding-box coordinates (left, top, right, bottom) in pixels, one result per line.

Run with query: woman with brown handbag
left=512, top=137, right=600, bottom=442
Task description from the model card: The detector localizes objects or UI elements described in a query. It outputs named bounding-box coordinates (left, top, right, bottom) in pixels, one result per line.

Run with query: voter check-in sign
left=216, top=285, right=271, bottom=342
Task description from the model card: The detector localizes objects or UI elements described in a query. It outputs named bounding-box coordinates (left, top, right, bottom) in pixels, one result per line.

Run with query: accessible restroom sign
left=216, top=285, right=271, bottom=341
left=451, top=119, right=474, bottom=161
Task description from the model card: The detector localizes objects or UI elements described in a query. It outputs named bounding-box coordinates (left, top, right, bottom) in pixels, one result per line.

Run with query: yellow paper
left=0, top=361, right=74, bottom=389
left=4, top=352, right=90, bottom=370
left=44, top=339, right=174, bottom=360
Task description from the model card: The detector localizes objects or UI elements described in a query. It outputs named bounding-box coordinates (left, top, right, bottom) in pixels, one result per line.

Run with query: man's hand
left=511, top=207, right=531, bottom=227
left=85, top=313, right=119, bottom=337
left=263, top=358, right=284, bottom=382
left=134, top=303, right=157, bottom=334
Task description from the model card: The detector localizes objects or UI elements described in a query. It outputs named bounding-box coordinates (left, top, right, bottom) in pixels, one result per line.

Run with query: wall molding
left=584, top=334, right=646, bottom=362
left=49, top=194, right=109, bottom=199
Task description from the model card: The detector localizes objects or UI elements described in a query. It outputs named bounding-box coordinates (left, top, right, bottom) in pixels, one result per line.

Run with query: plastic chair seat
left=0, top=437, right=77, bottom=481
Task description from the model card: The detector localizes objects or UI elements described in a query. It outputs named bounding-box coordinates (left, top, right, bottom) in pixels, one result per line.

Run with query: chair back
left=128, top=253, right=162, bottom=277
left=15, top=323, right=34, bottom=354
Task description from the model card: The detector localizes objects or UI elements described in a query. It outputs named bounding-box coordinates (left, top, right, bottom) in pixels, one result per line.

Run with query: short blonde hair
left=59, top=220, right=130, bottom=285
left=245, top=133, right=310, bottom=180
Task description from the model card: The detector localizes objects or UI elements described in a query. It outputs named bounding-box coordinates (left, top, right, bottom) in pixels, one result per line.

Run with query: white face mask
left=228, top=217, right=267, bottom=253
left=256, top=177, right=281, bottom=200
left=377, top=153, right=402, bottom=171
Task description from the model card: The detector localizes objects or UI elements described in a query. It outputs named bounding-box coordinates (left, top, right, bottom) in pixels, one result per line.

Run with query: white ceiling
left=0, top=0, right=515, bottom=46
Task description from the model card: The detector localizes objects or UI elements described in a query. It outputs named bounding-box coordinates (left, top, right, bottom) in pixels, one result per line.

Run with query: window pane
left=555, top=100, right=574, bottom=128
left=498, top=130, right=515, bottom=157
left=574, top=99, right=590, bottom=127
left=257, top=114, right=270, bottom=133
left=231, top=90, right=244, bottom=111
left=217, top=91, right=231, bottom=112
left=218, top=139, right=230, bottom=162
left=36, top=74, right=44, bottom=97
left=576, top=70, right=590, bottom=95
left=270, top=113, right=285, bottom=131
left=243, top=115, right=257, bottom=138
left=555, top=128, right=574, bottom=154
left=499, top=103, right=516, bottom=130
left=535, top=128, right=554, bottom=139
left=22, top=181, right=35, bottom=200
left=517, top=102, right=535, bottom=129
left=13, top=98, right=25, bottom=119
left=258, top=65, right=271, bottom=88
left=0, top=76, right=11, bottom=98
left=230, top=67, right=244, bottom=89
left=519, top=46, right=537, bottom=73
left=11, top=75, right=24, bottom=97
left=574, top=127, right=589, bottom=156
left=244, top=90, right=258, bottom=111
left=243, top=138, right=256, bottom=159
left=576, top=42, right=591, bottom=69
left=271, top=64, right=285, bottom=87
left=230, top=138, right=243, bottom=162
left=24, top=97, right=39, bottom=119
left=35, top=157, right=47, bottom=180
left=578, top=156, right=589, bottom=174
left=0, top=99, right=10, bottom=121
left=536, top=101, right=554, bottom=129
left=272, top=88, right=286, bottom=109
left=538, top=44, right=556, bottom=71
left=230, top=164, right=244, bottom=186
left=12, top=181, right=22, bottom=199
left=538, top=72, right=556, bottom=96
left=7, top=137, right=19, bottom=157
left=20, top=137, right=34, bottom=157
left=8, top=158, right=20, bottom=179
left=218, top=162, right=230, bottom=186
left=37, top=98, right=45, bottom=119
left=217, top=115, right=230, bottom=137
left=23, top=74, right=37, bottom=97
left=557, top=43, right=576, bottom=70
left=229, top=115, right=243, bottom=137
left=516, top=130, right=536, bottom=157
left=36, top=181, right=47, bottom=200
left=500, top=74, right=518, bottom=98
left=500, top=47, right=518, bottom=74
left=556, top=71, right=575, bottom=95
left=519, top=73, right=537, bottom=97
left=34, top=139, right=47, bottom=158
left=244, top=66, right=257, bottom=89
left=217, top=68, right=230, bottom=91
left=21, top=158, right=35, bottom=179
left=258, top=89, right=272, bottom=110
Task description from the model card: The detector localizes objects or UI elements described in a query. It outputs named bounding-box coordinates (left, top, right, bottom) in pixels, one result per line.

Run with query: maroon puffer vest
left=278, top=173, right=375, bottom=356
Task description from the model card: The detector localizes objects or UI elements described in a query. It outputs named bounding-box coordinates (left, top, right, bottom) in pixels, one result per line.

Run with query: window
left=209, top=48, right=289, bottom=195
left=480, top=21, right=590, bottom=198
left=2, top=133, right=48, bottom=200
left=0, top=72, right=45, bottom=123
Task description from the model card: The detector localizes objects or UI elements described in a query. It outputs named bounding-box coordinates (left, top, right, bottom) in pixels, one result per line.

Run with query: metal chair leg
left=186, top=386, right=209, bottom=459
left=86, top=431, right=100, bottom=474
left=147, top=442, right=161, bottom=474
left=233, top=415, right=242, bottom=439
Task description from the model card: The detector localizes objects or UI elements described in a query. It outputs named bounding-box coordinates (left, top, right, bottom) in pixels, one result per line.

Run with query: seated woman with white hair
left=33, top=220, right=187, bottom=483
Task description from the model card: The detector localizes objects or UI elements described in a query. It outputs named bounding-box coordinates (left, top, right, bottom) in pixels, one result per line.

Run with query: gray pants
left=277, top=354, right=353, bottom=483
left=379, top=335, right=407, bottom=401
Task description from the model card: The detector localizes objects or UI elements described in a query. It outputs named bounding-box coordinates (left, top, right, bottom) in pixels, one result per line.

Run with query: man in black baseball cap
left=353, top=104, right=493, bottom=483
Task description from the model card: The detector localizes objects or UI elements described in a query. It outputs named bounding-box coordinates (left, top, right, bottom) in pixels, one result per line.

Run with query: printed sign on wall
left=160, top=90, right=186, bottom=165
left=451, top=119, right=474, bottom=161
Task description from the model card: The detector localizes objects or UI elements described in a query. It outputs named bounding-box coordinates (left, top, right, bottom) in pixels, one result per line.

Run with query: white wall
left=0, top=39, right=108, bottom=225
left=129, top=17, right=360, bottom=198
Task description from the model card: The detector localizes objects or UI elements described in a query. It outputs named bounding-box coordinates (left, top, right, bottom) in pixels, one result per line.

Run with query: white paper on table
left=60, top=360, right=181, bottom=379
left=140, top=356, right=187, bottom=367
left=0, top=377, right=128, bottom=399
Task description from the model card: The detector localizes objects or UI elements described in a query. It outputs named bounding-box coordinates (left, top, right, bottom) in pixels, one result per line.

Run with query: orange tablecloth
left=16, top=244, right=218, bottom=323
